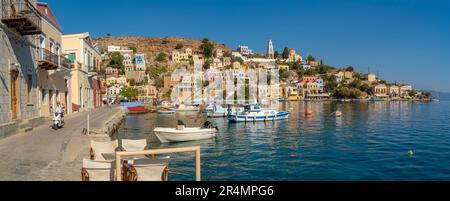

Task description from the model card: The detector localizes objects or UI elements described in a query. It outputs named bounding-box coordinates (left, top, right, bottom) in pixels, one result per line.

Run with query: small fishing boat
left=158, top=110, right=175, bottom=115
left=158, top=107, right=175, bottom=115
left=128, top=106, right=150, bottom=114
left=228, top=104, right=289, bottom=122
left=154, top=121, right=217, bottom=143
left=171, top=104, right=200, bottom=112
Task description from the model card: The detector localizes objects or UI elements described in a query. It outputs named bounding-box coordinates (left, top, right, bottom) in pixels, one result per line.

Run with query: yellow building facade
left=62, top=32, right=101, bottom=111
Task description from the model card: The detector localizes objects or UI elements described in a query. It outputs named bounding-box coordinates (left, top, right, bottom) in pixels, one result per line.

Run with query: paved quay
left=0, top=106, right=125, bottom=181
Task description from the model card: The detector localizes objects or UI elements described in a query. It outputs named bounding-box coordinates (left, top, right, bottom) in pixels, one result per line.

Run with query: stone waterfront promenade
left=0, top=106, right=126, bottom=181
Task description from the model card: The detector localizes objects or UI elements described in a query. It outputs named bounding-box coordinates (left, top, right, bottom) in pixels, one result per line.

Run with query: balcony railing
left=60, top=56, right=71, bottom=69
left=1, top=0, right=42, bottom=35
left=37, top=48, right=58, bottom=70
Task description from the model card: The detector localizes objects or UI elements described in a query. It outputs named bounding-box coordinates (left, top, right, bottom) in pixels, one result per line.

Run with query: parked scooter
left=51, top=106, right=65, bottom=130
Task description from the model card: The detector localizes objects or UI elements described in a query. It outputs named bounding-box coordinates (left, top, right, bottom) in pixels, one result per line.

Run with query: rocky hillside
left=93, top=36, right=231, bottom=66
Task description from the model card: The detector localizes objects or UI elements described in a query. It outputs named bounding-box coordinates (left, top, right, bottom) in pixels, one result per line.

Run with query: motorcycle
left=51, top=107, right=65, bottom=130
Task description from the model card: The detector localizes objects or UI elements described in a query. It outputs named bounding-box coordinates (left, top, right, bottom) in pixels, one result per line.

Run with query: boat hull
left=129, top=110, right=150, bottom=114
left=228, top=112, right=289, bottom=122
left=128, top=106, right=150, bottom=114
left=174, top=109, right=200, bottom=112
left=158, top=111, right=175, bottom=115
left=154, top=128, right=216, bottom=143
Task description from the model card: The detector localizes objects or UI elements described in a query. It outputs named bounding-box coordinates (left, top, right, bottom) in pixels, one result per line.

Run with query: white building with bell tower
left=267, top=39, right=274, bottom=59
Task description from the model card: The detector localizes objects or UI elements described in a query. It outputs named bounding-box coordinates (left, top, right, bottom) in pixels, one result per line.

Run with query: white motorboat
left=171, top=104, right=200, bottom=111
left=228, top=104, right=289, bottom=122
left=158, top=110, right=175, bottom=115
left=154, top=125, right=216, bottom=143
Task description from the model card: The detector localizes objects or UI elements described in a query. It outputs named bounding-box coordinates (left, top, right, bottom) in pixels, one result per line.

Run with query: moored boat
left=158, top=110, right=176, bottom=115
left=158, top=107, right=175, bottom=115
left=228, top=104, right=289, bottom=122
left=128, top=106, right=150, bottom=114
left=154, top=121, right=217, bottom=143
left=171, top=104, right=200, bottom=112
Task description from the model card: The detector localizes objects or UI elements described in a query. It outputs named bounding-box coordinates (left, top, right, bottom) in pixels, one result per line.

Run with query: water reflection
left=115, top=101, right=450, bottom=181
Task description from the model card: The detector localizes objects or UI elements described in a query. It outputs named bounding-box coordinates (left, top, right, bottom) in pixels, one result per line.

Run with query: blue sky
left=46, top=0, right=450, bottom=92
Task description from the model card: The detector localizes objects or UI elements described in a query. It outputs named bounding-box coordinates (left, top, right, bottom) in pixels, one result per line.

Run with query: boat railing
left=115, top=146, right=201, bottom=181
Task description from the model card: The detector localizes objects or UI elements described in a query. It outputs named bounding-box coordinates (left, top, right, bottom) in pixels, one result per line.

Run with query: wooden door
left=10, top=70, right=19, bottom=119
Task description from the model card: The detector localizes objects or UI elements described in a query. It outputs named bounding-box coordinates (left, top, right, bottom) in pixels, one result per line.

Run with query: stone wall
left=0, top=24, right=41, bottom=137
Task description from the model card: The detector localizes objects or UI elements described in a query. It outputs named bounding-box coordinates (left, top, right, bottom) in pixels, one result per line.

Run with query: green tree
left=128, top=78, right=136, bottom=86
left=279, top=68, right=289, bottom=82
left=203, top=60, right=211, bottom=69
left=233, top=57, right=244, bottom=64
left=359, top=83, right=371, bottom=94
left=129, top=46, right=137, bottom=53
left=106, top=33, right=111, bottom=37
left=203, top=80, right=210, bottom=87
left=120, top=87, right=140, bottom=101
left=423, top=92, right=432, bottom=99
left=349, top=79, right=361, bottom=88
left=175, top=43, right=184, bottom=49
left=245, top=80, right=250, bottom=102
left=108, top=52, right=124, bottom=74
left=334, top=87, right=363, bottom=99
left=321, top=74, right=338, bottom=93
left=147, top=65, right=168, bottom=80
left=293, top=61, right=303, bottom=73
left=346, top=66, right=354, bottom=72
left=155, top=52, right=167, bottom=62
left=408, top=90, right=417, bottom=97
left=282, top=47, right=289, bottom=59
left=307, top=55, right=316, bottom=61
left=317, top=64, right=336, bottom=74
left=200, top=39, right=214, bottom=58
left=304, top=68, right=318, bottom=76
left=378, top=80, right=388, bottom=85
left=274, top=51, right=280, bottom=59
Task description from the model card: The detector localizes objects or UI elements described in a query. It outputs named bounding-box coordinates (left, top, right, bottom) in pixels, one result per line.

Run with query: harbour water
left=115, top=101, right=450, bottom=181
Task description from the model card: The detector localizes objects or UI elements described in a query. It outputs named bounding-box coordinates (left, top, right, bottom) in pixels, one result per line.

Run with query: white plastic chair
left=121, top=139, right=148, bottom=152
left=81, top=159, right=116, bottom=181
left=90, top=140, right=120, bottom=161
